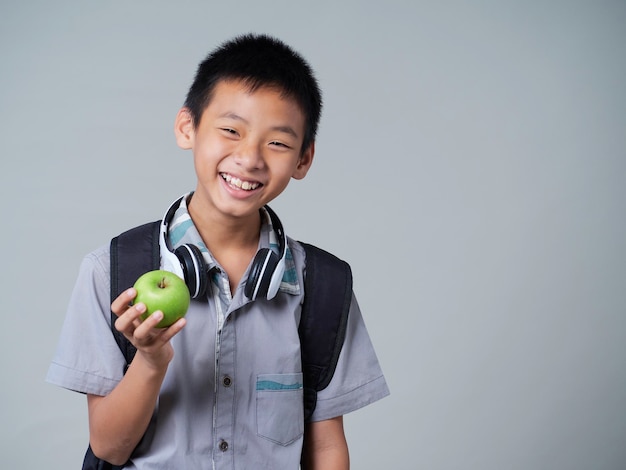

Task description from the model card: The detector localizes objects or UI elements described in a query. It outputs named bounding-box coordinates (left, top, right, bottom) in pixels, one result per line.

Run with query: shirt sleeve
left=309, top=292, right=390, bottom=422
left=45, top=245, right=126, bottom=396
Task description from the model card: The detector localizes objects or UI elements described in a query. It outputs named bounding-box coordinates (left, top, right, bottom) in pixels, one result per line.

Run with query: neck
left=186, top=196, right=262, bottom=291
left=188, top=202, right=261, bottom=251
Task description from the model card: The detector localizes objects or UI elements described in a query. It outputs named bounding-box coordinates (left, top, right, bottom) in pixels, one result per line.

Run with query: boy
left=47, top=34, right=389, bottom=469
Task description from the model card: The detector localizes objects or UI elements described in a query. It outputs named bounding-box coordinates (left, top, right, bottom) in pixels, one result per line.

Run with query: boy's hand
left=111, top=287, right=187, bottom=371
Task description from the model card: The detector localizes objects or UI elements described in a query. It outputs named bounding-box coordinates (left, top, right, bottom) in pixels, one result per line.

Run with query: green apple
left=133, top=270, right=190, bottom=328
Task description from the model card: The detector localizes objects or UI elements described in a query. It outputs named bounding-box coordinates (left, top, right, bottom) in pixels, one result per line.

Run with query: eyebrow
left=219, top=112, right=299, bottom=139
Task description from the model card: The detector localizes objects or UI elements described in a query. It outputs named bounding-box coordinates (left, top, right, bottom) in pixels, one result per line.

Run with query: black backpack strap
left=109, top=221, right=161, bottom=369
left=298, top=242, right=353, bottom=421
left=82, top=445, right=122, bottom=470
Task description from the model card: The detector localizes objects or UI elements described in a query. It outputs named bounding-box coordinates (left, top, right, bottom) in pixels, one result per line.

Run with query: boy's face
left=175, top=79, right=313, bottom=222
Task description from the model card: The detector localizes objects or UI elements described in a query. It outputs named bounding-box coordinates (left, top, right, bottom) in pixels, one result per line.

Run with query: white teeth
left=221, top=173, right=260, bottom=191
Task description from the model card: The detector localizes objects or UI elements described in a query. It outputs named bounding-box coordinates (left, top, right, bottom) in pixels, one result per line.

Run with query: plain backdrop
left=1, top=1, right=625, bottom=469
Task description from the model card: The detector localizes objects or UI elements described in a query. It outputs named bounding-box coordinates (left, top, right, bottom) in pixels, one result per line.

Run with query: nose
left=234, top=141, right=265, bottom=171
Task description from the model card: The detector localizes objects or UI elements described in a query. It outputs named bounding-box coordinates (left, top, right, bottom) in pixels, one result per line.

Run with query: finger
left=157, top=317, right=187, bottom=343
left=134, top=315, right=186, bottom=346
left=134, top=310, right=166, bottom=336
left=111, top=288, right=137, bottom=317
left=114, top=302, right=146, bottom=334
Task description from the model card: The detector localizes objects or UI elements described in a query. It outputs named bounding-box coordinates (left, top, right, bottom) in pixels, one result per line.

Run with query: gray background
left=1, top=1, right=625, bottom=468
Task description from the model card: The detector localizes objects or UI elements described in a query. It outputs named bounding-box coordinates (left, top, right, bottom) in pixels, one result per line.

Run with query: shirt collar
left=167, top=193, right=300, bottom=296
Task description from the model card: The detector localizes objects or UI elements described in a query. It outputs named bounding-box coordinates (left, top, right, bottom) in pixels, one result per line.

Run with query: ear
left=292, top=142, right=315, bottom=180
left=174, top=108, right=195, bottom=150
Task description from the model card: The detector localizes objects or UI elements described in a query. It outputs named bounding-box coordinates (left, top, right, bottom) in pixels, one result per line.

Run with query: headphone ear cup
left=174, top=244, right=208, bottom=299
left=245, top=248, right=279, bottom=300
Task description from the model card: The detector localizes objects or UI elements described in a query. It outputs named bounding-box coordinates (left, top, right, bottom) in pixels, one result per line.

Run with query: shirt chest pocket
left=256, top=373, right=304, bottom=446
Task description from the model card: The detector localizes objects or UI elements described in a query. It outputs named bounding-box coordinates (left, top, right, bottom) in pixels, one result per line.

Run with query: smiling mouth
left=220, top=173, right=262, bottom=191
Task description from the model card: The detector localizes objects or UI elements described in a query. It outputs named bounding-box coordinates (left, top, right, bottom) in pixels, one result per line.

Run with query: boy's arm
left=87, top=288, right=186, bottom=465
left=301, top=416, right=350, bottom=470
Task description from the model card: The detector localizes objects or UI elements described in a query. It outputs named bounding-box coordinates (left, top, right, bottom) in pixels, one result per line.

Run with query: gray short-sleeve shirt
left=47, top=212, right=389, bottom=469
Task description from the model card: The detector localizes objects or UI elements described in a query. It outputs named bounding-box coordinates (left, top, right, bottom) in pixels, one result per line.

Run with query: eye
left=220, top=128, right=239, bottom=136
left=269, top=141, right=291, bottom=149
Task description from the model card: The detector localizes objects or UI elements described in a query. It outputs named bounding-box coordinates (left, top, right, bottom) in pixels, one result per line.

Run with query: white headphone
left=159, top=194, right=287, bottom=300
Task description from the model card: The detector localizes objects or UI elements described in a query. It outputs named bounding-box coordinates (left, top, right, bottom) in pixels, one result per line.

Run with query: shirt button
left=219, top=440, right=229, bottom=452
left=223, top=375, right=232, bottom=387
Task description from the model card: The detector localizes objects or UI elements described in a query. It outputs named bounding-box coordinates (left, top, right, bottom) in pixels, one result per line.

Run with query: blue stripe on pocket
left=256, top=380, right=302, bottom=391
left=256, top=373, right=303, bottom=391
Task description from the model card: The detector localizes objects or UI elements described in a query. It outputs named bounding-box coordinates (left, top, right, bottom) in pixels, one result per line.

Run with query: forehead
left=202, top=79, right=306, bottom=127
left=211, top=78, right=299, bottom=105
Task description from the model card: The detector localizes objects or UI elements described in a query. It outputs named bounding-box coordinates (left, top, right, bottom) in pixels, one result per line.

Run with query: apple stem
left=159, top=277, right=167, bottom=289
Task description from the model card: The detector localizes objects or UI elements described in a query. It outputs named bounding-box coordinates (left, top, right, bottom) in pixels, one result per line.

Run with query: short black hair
left=184, top=34, right=322, bottom=153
